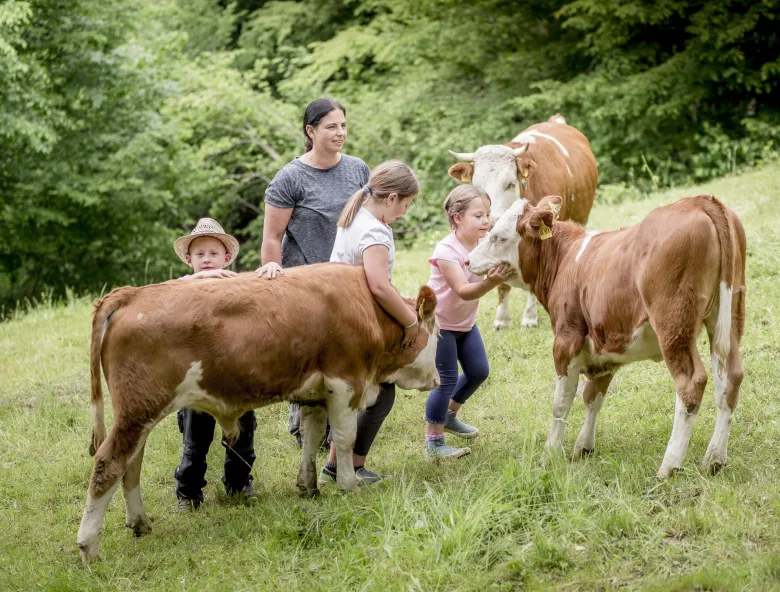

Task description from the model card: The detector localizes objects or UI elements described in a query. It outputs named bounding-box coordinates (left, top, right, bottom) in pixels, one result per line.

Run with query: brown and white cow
left=448, top=115, right=598, bottom=329
left=467, top=194, right=746, bottom=478
left=77, top=264, right=440, bottom=561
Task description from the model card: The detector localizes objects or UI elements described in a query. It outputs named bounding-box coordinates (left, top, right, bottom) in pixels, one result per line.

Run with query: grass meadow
left=1, top=164, right=780, bottom=591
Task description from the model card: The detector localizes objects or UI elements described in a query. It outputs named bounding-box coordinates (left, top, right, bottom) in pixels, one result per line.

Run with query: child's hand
left=486, top=263, right=515, bottom=285
left=402, top=319, right=419, bottom=348
left=190, top=269, right=238, bottom=280
left=256, top=262, right=283, bottom=279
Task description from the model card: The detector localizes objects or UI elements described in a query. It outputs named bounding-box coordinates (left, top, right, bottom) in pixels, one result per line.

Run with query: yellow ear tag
left=521, top=170, right=529, bottom=178
left=462, top=174, right=472, bottom=183
left=549, top=202, right=561, bottom=219
left=538, top=220, right=552, bottom=240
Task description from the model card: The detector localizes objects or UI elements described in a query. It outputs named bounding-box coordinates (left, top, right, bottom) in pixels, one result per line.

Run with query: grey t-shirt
left=264, top=154, right=371, bottom=267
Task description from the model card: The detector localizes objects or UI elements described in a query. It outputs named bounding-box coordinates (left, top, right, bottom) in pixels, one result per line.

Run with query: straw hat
left=174, top=218, right=240, bottom=265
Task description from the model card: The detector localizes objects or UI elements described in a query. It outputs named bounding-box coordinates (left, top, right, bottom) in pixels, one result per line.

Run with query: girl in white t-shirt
left=319, top=160, right=420, bottom=486
left=425, top=185, right=514, bottom=459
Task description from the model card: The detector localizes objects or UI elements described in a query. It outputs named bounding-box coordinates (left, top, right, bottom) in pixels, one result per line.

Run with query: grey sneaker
left=444, top=413, right=479, bottom=439
left=425, top=438, right=471, bottom=460
left=317, top=465, right=389, bottom=486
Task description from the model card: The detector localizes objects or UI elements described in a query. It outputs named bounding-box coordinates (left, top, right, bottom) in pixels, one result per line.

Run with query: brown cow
left=77, top=264, right=440, bottom=561
left=468, top=194, right=746, bottom=478
left=448, top=114, right=598, bottom=329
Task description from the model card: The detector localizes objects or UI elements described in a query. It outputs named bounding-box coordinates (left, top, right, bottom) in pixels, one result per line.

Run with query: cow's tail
left=88, top=289, right=132, bottom=455
left=697, top=195, right=737, bottom=370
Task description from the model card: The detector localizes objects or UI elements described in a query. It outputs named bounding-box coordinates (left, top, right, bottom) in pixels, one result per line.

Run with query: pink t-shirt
left=428, top=232, right=484, bottom=331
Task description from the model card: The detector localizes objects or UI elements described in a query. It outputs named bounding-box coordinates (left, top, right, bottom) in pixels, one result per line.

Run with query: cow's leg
left=297, top=404, right=327, bottom=498
left=325, top=379, right=359, bottom=493
left=543, top=349, right=584, bottom=461
left=77, top=422, right=145, bottom=562
left=123, top=438, right=151, bottom=537
left=521, top=293, right=539, bottom=328
left=703, top=324, right=744, bottom=473
left=573, top=372, right=615, bottom=458
left=656, top=340, right=708, bottom=479
left=494, top=283, right=512, bottom=330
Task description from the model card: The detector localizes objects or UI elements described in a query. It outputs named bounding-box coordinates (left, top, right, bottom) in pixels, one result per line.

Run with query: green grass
left=2, top=163, right=780, bottom=591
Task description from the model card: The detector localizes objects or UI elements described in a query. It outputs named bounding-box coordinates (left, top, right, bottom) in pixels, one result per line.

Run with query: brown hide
left=506, top=121, right=598, bottom=224
left=94, top=264, right=436, bottom=432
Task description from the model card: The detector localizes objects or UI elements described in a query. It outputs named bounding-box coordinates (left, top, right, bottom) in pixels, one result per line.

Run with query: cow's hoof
left=77, top=541, right=99, bottom=564
left=520, top=318, right=538, bottom=328
left=655, top=465, right=682, bottom=479
left=703, top=455, right=727, bottom=475
left=126, top=518, right=152, bottom=537
left=572, top=446, right=594, bottom=459
left=493, top=321, right=511, bottom=331
left=298, top=488, right=320, bottom=499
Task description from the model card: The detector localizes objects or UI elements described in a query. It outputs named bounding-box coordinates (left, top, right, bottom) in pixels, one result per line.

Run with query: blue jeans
left=425, top=325, right=489, bottom=424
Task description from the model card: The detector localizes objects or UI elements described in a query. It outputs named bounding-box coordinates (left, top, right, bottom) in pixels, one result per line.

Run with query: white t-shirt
left=330, top=207, right=395, bottom=279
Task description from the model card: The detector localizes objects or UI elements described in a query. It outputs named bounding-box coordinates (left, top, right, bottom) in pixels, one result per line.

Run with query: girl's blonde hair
left=338, top=160, right=420, bottom=227
left=443, top=185, right=491, bottom=229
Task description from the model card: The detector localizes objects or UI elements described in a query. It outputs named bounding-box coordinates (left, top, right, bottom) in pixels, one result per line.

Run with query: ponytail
left=338, top=186, right=371, bottom=228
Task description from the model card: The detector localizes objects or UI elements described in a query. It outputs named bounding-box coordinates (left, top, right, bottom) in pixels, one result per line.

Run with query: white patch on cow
left=704, top=352, right=732, bottom=468
left=658, top=393, right=699, bottom=478
left=524, top=130, right=570, bottom=158
left=324, top=378, right=359, bottom=492
left=360, top=383, right=381, bottom=410
left=586, top=322, right=662, bottom=366
left=521, top=293, right=538, bottom=327
left=123, top=486, right=148, bottom=531
left=574, top=392, right=605, bottom=456
left=553, top=116, right=567, bottom=124
left=77, top=480, right=121, bottom=561
left=167, top=361, right=233, bottom=418
left=470, top=145, right=523, bottom=219
left=468, top=199, right=526, bottom=276
left=565, top=163, right=573, bottom=178
left=544, top=355, right=583, bottom=454
left=290, top=372, right=326, bottom=402
left=494, top=296, right=511, bottom=330
left=713, top=281, right=732, bottom=369
left=137, top=313, right=144, bottom=320
left=386, top=319, right=441, bottom=391
left=511, top=131, right=538, bottom=144
left=575, top=231, right=600, bottom=262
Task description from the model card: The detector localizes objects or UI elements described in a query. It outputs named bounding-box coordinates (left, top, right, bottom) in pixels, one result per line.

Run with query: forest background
left=1, top=0, right=778, bottom=310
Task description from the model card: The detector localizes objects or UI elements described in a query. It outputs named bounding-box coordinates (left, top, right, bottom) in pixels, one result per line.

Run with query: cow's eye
left=506, top=181, right=516, bottom=190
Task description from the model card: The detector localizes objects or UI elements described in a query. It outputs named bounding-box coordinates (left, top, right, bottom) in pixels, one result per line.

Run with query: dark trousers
left=174, top=408, right=256, bottom=501
left=425, top=326, right=489, bottom=424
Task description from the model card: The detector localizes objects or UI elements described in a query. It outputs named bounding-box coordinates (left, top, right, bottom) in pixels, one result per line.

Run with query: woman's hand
left=256, top=262, right=284, bottom=279
left=402, top=319, right=419, bottom=348
left=486, top=263, right=515, bottom=285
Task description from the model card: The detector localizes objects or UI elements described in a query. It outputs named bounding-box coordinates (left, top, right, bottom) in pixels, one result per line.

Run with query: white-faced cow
left=77, top=264, right=440, bottom=561
left=468, top=194, right=746, bottom=478
left=448, top=115, right=598, bottom=329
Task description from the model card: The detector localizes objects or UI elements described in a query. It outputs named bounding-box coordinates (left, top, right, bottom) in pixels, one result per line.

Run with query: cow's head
left=467, top=195, right=562, bottom=291
left=448, top=144, right=532, bottom=219
left=383, top=286, right=440, bottom=391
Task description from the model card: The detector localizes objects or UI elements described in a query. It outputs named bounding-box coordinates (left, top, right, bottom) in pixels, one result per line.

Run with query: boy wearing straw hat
left=172, top=218, right=257, bottom=510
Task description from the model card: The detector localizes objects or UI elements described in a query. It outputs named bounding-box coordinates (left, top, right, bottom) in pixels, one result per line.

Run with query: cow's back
left=510, top=121, right=598, bottom=224
left=100, top=265, right=391, bottom=407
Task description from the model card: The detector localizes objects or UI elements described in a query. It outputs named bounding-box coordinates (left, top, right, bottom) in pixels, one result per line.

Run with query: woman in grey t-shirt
left=256, top=99, right=392, bottom=485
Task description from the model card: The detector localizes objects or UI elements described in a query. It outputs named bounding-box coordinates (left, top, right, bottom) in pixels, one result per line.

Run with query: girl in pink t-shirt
left=425, top=185, right=514, bottom=459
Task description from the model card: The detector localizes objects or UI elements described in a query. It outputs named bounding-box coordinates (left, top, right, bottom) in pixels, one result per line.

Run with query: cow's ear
left=448, top=163, right=475, bottom=183
left=416, top=285, right=437, bottom=326
left=517, top=157, right=537, bottom=179
left=521, top=204, right=556, bottom=241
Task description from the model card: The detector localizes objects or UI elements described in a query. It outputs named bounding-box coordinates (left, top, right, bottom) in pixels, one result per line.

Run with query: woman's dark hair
left=303, top=98, right=346, bottom=151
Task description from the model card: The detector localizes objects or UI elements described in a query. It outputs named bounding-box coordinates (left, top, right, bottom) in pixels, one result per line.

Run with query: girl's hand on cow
left=256, top=262, right=284, bottom=279
left=402, top=319, right=419, bottom=348
left=486, top=263, right=515, bottom=285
